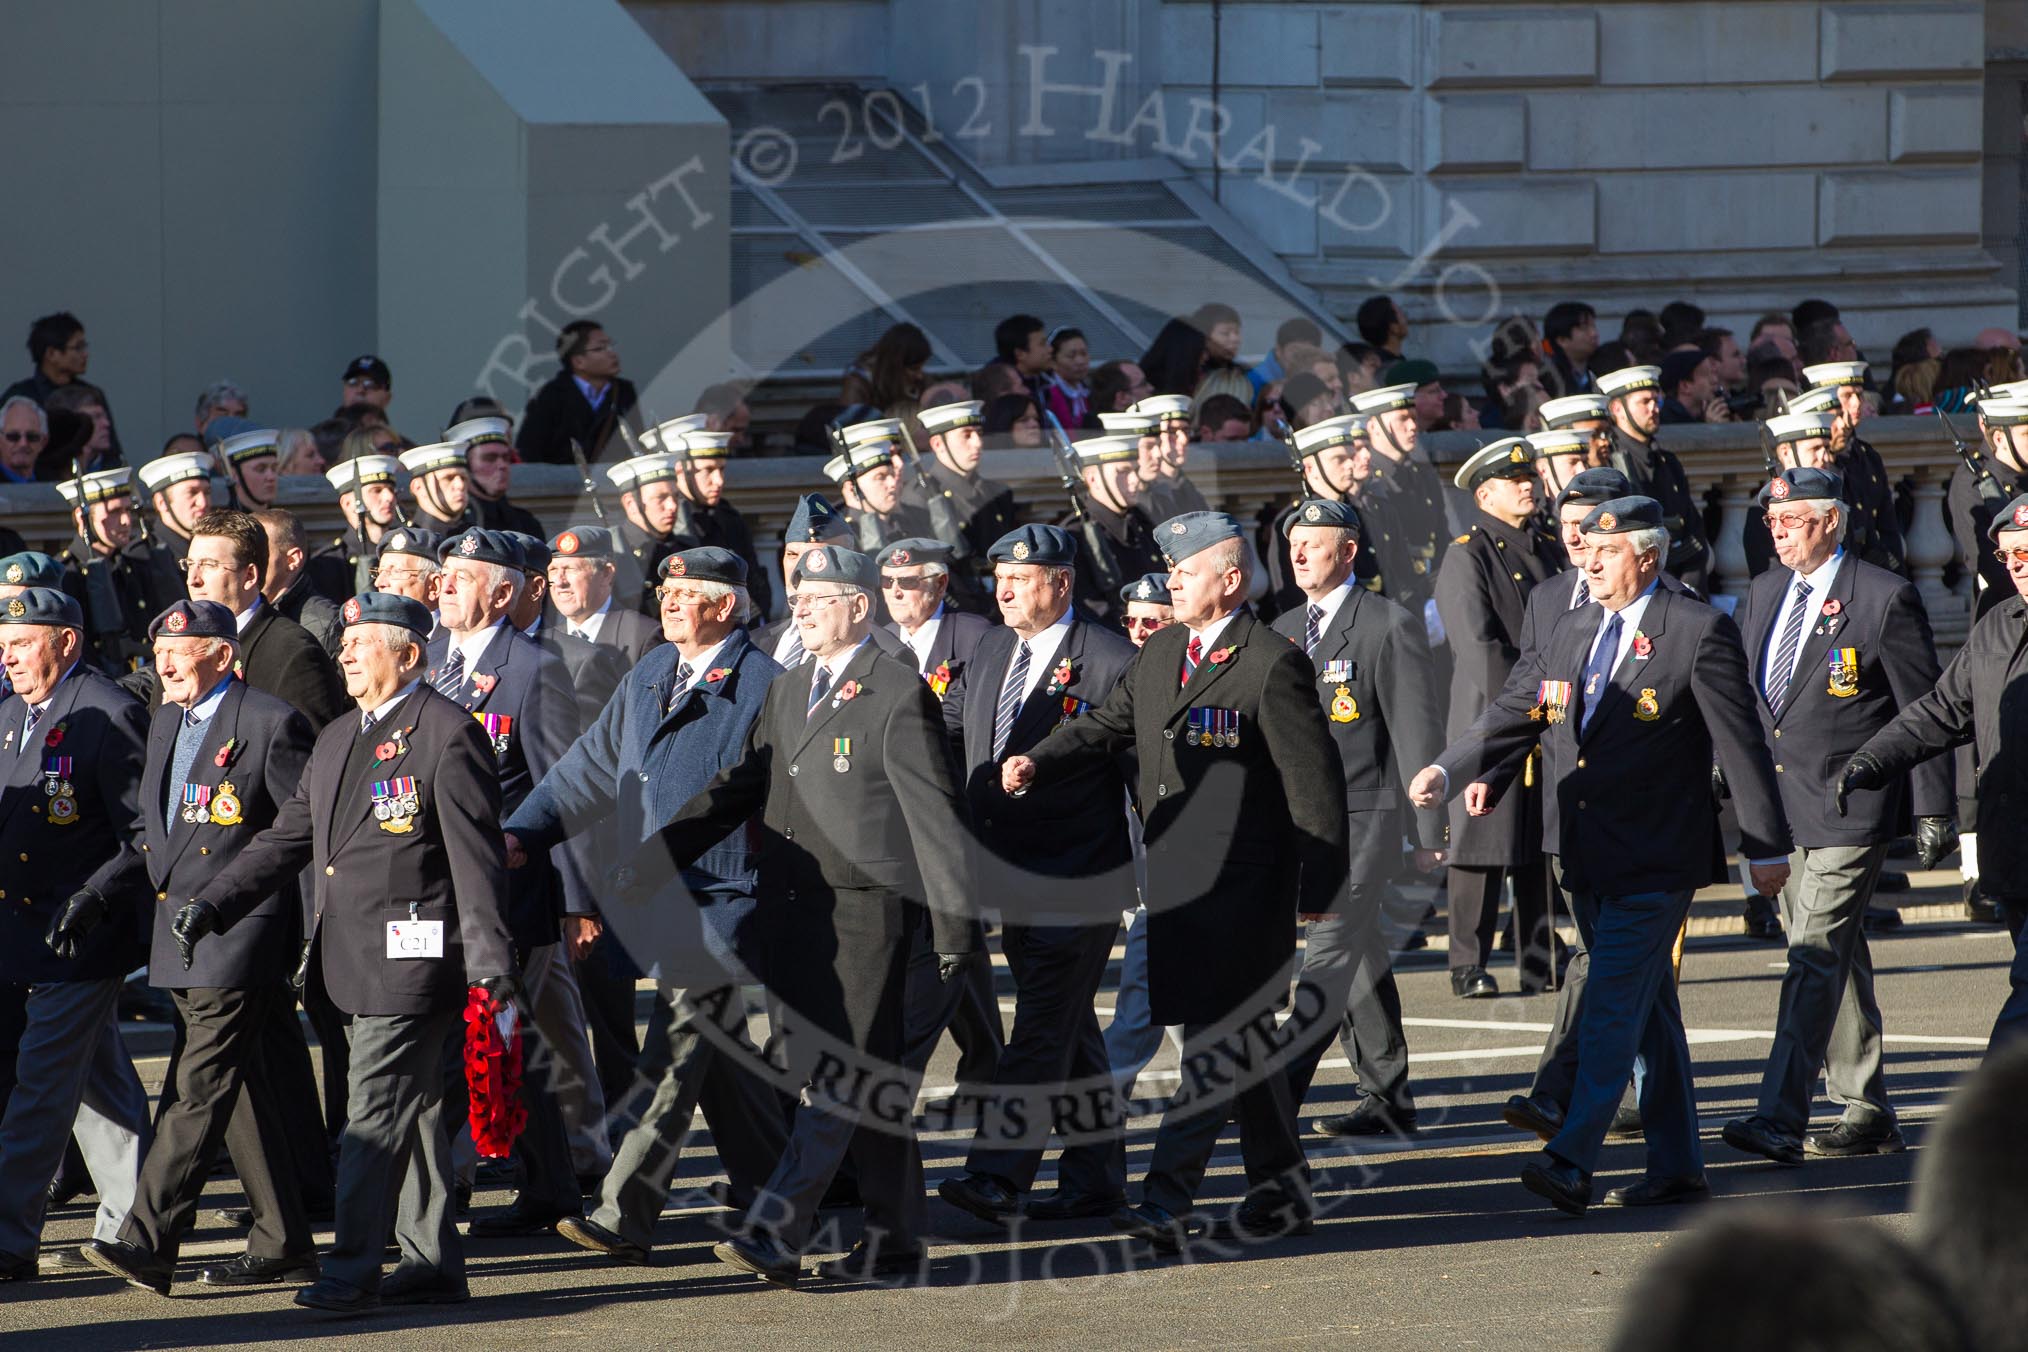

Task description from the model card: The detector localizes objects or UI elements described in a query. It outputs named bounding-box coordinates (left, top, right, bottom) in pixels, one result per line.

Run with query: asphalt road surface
left=4, top=915, right=2006, bottom=1351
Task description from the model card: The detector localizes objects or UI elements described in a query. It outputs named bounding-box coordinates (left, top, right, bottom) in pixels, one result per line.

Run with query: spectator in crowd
left=1696, top=328, right=1746, bottom=401
left=1658, top=300, right=1706, bottom=350
left=1894, top=357, right=1940, bottom=414
left=1751, top=312, right=1798, bottom=362
left=1745, top=349, right=1802, bottom=417
left=840, top=322, right=930, bottom=416
left=1337, top=341, right=1384, bottom=391
left=1251, top=381, right=1289, bottom=439
left=193, top=380, right=249, bottom=433
left=274, top=427, right=323, bottom=477
left=1086, top=359, right=1152, bottom=426
left=0, top=395, right=47, bottom=484
left=1887, top=328, right=1941, bottom=411
left=1356, top=295, right=1407, bottom=364
left=1792, top=297, right=1840, bottom=335
left=1984, top=343, right=2026, bottom=390
left=1975, top=326, right=2022, bottom=353
left=696, top=380, right=753, bottom=453
left=1042, top=327, right=1090, bottom=431
left=1931, top=347, right=1988, bottom=413
left=988, top=313, right=1052, bottom=402
left=516, top=320, right=640, bottom=464
left=308, top=415, right=350, bottom=467
left=1478, top=352, right=1543, bottom=431
left=1138, top=317, right=1209, bottom=398
left=1659, top=348, right=1728, bottom=424
left=1617, top=309, right=1666, bottom=364
left=1279, top=372, right=1338, bottom=431
left=2, top=311, right=94, bottom=410
left=1194, top=393, right=1251, bottom=442
left=338, top=354, right=392, bottom=417
left=970, top=359, right=1024, bottom=404
left=338, top=423, right=402, bottom=468
left=1434, top=392, right=1480, bottom=432
left=982, top=393, right=1043, bottom=448
left=44, top=382, right=119, bottom=473
left=1192, top=302, right=1243, bottom=365
left=1798, top=316, right=1860, bottom=369
left=252, top=507, right=343, bottom=655
left=1541, top=301, right=1599, bottom=396
left=1250, top=316, right=1322, bottom=393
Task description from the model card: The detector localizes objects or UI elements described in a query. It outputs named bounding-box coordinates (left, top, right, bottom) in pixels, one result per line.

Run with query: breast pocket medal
left=181, top=783, right=212, bottom=825
left=1319, top=659, right=1354, bottom=685
left=209, top=781, right=243, bottom=827
left=476, top=712, right=513, bottom=756
left=1059, top=695, right=1090, bottom=727
left=1827, top=647, right=1859, bottom=698
left=373, top=777, right=420, bottom=834
left=1330, top=686, right=1359, bottom=723
left=833, top=737, right=851, bottom=773
left=1533, top=680, right=1571, bottom=725
left=43, top=755, right=77, bottom=825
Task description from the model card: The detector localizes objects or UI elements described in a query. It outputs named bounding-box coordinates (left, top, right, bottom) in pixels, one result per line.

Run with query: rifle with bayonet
left=566, top=437, right=609, bottom=524
left=828, top=422, right=884, bottom=554
left=1042, top=409, right=1125, bottom=598
left=1756, top=419, right=1783, bottom=482
left=345, top=452, right=375, bottom=594
left=1937, top=408, right=2006, bottom=506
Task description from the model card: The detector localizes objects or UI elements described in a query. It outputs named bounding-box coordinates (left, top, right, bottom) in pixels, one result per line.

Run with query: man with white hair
left=174, top=590, right=517, bottom=1311
left=1721, top=468, right=1951, bottom=1168
left=545, top=526, right=660, bottom=668
left=0, top=395, right=48, bottom=485
left=1414, top=495, right=1791, bottom=1215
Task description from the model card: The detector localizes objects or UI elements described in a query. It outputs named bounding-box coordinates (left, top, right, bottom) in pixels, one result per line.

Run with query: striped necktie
left=665, top=662, right=693, bottom=717
left=992, top=641, right=1030, bottom=760
left=780, top=629, right=807, bottom=668
left=433, top=646, right=465, bottom=697
left=806, top=665, right=832, bottom=718
left=1303, top=604, right=1324, bottom=657
left=1766, top=578, right=1813, bottom=713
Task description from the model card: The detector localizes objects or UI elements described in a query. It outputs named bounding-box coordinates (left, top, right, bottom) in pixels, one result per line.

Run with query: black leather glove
left=289, top=939, right=313, bottom=992
left=476, top=971, right=525, bottom=1008
left=171, top=901, right=221, bottom=971
left=1833, top=750, right=1887, bottom=817
left=1914, top=816, right=1959, bottom=870
left=936, top=952, right=967, bottom=984
left=45, top=887, right=107, bottom=960
left=1710, top=760, right=1729, bottom=802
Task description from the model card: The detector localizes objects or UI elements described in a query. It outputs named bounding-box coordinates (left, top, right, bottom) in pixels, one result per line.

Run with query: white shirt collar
left=363, top=677, right=421, bottom=727
left=570, top=595, right=614, bottom=642
left=449, top=619, right=507, bottom=673
left=1004, top=609, right=1075, bottom=706
left=233, top=596, right=263, bottom=633
left=1185, top=609, right=1240, bottom=654
left=1303, top=582, right=1357, bottom=636
left=25, top=661, right=81, bottom=717
left=812, top=636, right=870, bottom=685
left=898, top=603, right=946, bottom=669
left=181, top=675, right=236, bottom=725
left=675, top=632, right=737, bottom=690
left=1588, top=580, right=1660, bottom=672
left=1792, top=548, right=1844, bottom=593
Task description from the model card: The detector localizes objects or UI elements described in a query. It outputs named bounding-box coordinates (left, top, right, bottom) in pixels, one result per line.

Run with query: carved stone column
left=1711, top=473, right=1755, bottom=602
left=1904, top=467, right=1969, bottom=659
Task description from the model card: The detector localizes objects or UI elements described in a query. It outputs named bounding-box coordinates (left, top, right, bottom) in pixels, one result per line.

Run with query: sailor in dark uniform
left=1351, top=382, right=1448, bottom=620
left=1595, top=364, right=1712, bottom=594
left=451, top=415, right=546, bottom=540
left=827, top=424, right=935, bottom=555
left=1059, top=434, right=1166, bottom=629
left=308, top=454, right=403, bottom=602
left=1795, top=368, right=1905, bottom=576
left=136, top=450, right=215, bottom=568
left=399, top=440, right=474, bottom=537
left=1262, top=415, right=1372, bottom=618
left=603, top=450, right=686, bottom=616
left=906, top=400, right=1020, bottom=614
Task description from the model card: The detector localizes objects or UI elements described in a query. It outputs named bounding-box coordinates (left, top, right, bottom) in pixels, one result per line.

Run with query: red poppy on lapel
left=928, top=661, right=954, bottom=698
left=1046, top=657, right=1076, bottom=696
left=43, top=723, right=64, bottom=749
left=705, top=667, right=732, bottom=684
left=834, top=679, right=861, bottom=706
left=470, top=672, right=497, bottom=694
left=1820, top=599, right=1841, bottom=617
left=214, top=738, right=239, bottom=770
left=1633, top=633, right=1652, bottom=659
left=1207, top=645, right=1237, bottom=665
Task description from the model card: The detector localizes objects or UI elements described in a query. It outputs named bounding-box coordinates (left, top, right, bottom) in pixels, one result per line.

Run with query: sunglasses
left=1, top=430, right=45, bottom=444
left=881, top=576, right=928, bottom=591
left=1994, top=547, right=2028, bottom=565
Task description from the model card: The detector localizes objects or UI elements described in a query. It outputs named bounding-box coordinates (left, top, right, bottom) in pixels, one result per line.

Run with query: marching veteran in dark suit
left=1272, top=499, right=1444, bottom=1139
left=1433, top=438, right=1565, bottom=998
left=76, top=600, right=319, bottom=1295
left=543, top=525, right=662, bottom=670
left=1839, top=492, right=2028, bottom=1049
left=1004, top=511, right=1348, bottom=1250
left=1723, top=468, right=1951, bottom=1168
left=0, top=587, right=151, bottom=1282
left=424, top=526, right=587, bottom=1239
left=936, top=524, right=1139, bottom=1227
left=1414, top=497, right=1792, bottom=1216
left=653, top=544, right=978, bottom=1286
left=879, top=536, right=993, bottom=692
left=508, top=546, right=792, bottom=1265
left=174, top=591, right=517, bottom=1314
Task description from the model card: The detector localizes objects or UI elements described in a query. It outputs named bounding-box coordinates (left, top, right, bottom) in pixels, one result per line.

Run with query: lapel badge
left=1634, top=688, right=1661, bottom=721
left=1330, top=686, right=1359, bottom=723
left=209, top=781, right=244, bottom=826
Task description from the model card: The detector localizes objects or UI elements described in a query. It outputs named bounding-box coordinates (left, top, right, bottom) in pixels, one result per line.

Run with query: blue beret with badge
left=1579, top=495, right=1664, bottom=535
left=0, top=551, right=64, bottom=589
left=1553, top=467, right=1630, bottom=514
left=0, top=586, right=83, bottom=630
left=339, top=590, right=433, bottom=636
left=1157, top=511, right=1244, bottom=566
left=661, top=546, right=748, bottom=586
left=147, top=599, right=237, bottom=644
left=549, top=525, right=616, bottom=559
left=1756, top=466, right=1843, bottom=509
left=876, top=537, right=951, bottom=569
left=791, top=544, right=878, bottom=592
left=436, top=527, right=522, bottom=569
left=785, top=493, right=854, bottom=544
left=988, top=523, right=1076, bottom=567
left=376, top=526, right=443, bottom=563
left=1280, top=497, right=1363, bottom=540
left=1120, top=572, right=1172, bottom=606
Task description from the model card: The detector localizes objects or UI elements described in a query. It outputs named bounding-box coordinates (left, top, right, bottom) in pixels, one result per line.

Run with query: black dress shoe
left=44, top=1177, right=94, bottom=1209
left=78, top=1240, right=172, bottom=1295
left=813, top=1238, right=928, bottom=1283
left=1502, top=1094, right=1565, bottom=1141
left=1213, top=1193, right=1314, bottom=1242
left=1722, top=1115, right=1804, bottom=1166
left=1601, top=1175, right=1710, bottom=1207
left=1450, top=966, right=1498, bottom=999
left=1805, top=1119, right=1906, bottom=1157
left=380, top=1263, right=469, bottom=1304
left=938, top=1172, right=1020, bottom=1225
left=293, top=1276, right=379, bottom=1316
left=713, top=1231, right=801, bottom=1287
left=555, top=1215, right=649, bottom=1265
left=1608, top=1104, right=1644, bottom=1139
left=0, top=1251, right=35, bottom=1282
left=1742, top=896, right=1784, bottom=942
left=1024, top=1189, right=1127, bottom=1222
left=1314, top=1097, right=1416, bottom=1138
left=212, top=1206, right=254, bottom=1228
left=1968, top=892, right=2005, bottom=925
left=41, top=1246, right=92, bottom=1271
left=1519, top=1154, right=1592, bottom=1216
left=199, top=1251, right=321, bottom=1286
left=468, top=1204, right=577, bottom=1237
left=1111, top=1201, right=1192, bottom=1255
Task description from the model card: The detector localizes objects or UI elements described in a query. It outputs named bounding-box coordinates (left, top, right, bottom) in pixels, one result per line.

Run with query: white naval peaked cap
left=1451, top=437, right=1535, bottom=491
left=1130, top=394, right=1193, bottom=422
left=1526, top=428, right=1590, bottom=457
left=1074, top=434, right=1141, bottom=464
left=840, top=418, right=904, bottom=448
left=604, top=453, right=678, bottom=490
left=1595, top=365, right=1662, bottom=398
left=214, top=428, right=280, bottom=464
left=1097, top=410, right=1158, bottom=434
left=916, top=400, right=984, bottom=435
left=1784, top=386, right=1840, bottom=415
left=1537, top=393, right=1610, bottom=429
left=445, top=415, right=512, bottom=446
left=1292, top=414, right=1366, bottom=456
left=1350, top=382, right=1416, bottom=414
left=398, top=441, right=466, bottom=475
left=324, top=455, right=400, bottom=491
left=136, top=452, right=212, bottom=493
left=1800, top=361, right=1868, bottom=389
left=55, top=467, right=133, bottom=506
left=638, top=414, right=709, bottom=453
left=1765, top=411, right=1835, bottom=443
